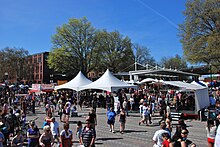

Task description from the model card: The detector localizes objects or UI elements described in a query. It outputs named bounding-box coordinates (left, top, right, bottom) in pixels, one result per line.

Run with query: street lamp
left=4, top=72, right=8, bottom=84
left=210, top=64, right=212, bottom=87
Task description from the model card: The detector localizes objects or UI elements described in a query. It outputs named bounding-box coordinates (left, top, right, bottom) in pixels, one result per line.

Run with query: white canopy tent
left=191, top=81, right=208, bottom=87
left=139, top=78, right=157, bottom=84
left=80, top=69, right=137, bottom=92
left=55, top=71, right=92, bottom=91
left=162, top=81, right=209, bottom=112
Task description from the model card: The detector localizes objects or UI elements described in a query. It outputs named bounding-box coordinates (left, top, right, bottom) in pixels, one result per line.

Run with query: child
left=76, top=121, right=82, bottom=142
left=162, top=132, right=171, bottom=147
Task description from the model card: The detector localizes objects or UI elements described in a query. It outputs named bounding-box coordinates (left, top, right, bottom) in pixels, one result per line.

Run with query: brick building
left=23, top=52, right=53, bottom=84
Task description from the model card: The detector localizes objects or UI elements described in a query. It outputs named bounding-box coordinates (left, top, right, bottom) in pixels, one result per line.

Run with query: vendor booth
left=162, top=81, right=209, bottom=113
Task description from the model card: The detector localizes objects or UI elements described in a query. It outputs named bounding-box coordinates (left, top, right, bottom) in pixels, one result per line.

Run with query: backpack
left=108, top=112, right=115, bottom=121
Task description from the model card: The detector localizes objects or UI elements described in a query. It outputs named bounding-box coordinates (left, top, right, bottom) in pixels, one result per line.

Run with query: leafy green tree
left=48, top=17, right=97, bottom=76
left=133, top=43, right=156, bottom=67
left=160, top=54, right=187, bottom=70
left=0, top=47, right=29, bottom=82
left=179, top=0, right=220, bottom=71
left=93, top=30, right=134, bottom=73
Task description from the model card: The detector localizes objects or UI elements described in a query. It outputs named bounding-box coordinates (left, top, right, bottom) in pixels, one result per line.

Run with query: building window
left=38, top=57, right=42, bottom=63
left=34, top=58, right=37, bottom=63
left=40, top=74, right=42, bottom=80
left=36, top=66, right=39, bottom=73
left=35, top=74, right=39, bottom=80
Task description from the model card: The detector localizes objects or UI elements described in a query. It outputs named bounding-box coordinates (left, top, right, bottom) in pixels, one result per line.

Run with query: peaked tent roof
left=163, top=81, right=206, bottom=90
left=139, top=78, right=157, bottom=84
left=55, top=71, right=92, bottom=91
left=191, top=81, right=207, bottom=87
left=80, top=69, right=137, bottom=92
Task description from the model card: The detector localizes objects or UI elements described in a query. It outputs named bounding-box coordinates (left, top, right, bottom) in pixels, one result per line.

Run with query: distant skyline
left=0, top=0, right=187, bottom=62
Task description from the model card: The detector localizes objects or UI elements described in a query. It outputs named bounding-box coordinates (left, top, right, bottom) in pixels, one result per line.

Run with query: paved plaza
left=27, top=106, right=208, bottom=147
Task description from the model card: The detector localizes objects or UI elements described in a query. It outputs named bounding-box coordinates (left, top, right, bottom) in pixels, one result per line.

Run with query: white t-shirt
left=60, top=129, right=73, bottom=138
left=50, top=121, right=59, bottom=136
left=152, top=129, right=169, bottom=147
left=206, top=126, right=216, bottom=139
left=166, top=106, right=171, bottom=114
left=142, top=106, right=149, bottom=116
left=139, top=104, right=143, bottom=114
left=114, top=102, right=120, bottom=112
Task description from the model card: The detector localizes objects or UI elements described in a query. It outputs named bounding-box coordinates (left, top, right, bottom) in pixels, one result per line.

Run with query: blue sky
left=0, top=0, right=186, bottom=62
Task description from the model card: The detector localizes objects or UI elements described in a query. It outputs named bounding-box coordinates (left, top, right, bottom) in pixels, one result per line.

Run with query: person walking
left=76, top=121, right=82, bottom=143
left=80, top=120, right=96, bottom=147
left=57, top=99, right=63, bottom=122
left=50, top=117, right=60, bottom=146
left=92, top=95, right=97, bottom=112
left=60, top=123, right=73, bottom=147
left=27, top=121, right=40, bottom=147
left=176, top=129, right=196, bottom=147
left=63, top=102, right=71, bottom=123
left=139, top=102, right=150, bottom=126
left=206, top=119, right=216, bottom=147
left=39, top=125, right=54, bottom=147
left=11, top=129, right=24, bottom=147
left=87, top=109, right=97, bottom=129
left=118, top=108, right=126, bottom=134
left=122, top=98, right=129, bottom=116
left=107, top=107, right=116, bottom=133
left=159, top=101, right=167, bottom=124
left=0, top=129, right=4, bottom=147
left=152, top=122, right=169, bottom=147
left=129, top=94, right=135, bottom=111
left=215, top=117, right=220, bottom=147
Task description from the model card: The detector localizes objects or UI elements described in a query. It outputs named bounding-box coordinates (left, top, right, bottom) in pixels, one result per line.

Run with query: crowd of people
left=0, top=83, right=220, bottom=147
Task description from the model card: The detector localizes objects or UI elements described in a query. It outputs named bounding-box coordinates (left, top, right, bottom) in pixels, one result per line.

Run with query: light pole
left=4, top=72, right=8, bottom=84
left=210, top=64, right=212, bottom=87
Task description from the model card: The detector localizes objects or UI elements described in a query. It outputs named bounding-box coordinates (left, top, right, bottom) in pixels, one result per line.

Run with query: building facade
left=23, top=52, right=53, bottom=84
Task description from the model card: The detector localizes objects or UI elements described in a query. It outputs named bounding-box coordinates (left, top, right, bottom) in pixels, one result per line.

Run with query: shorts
left=207, top=138, right=215, bottom=144
left=107, top=119, right=115, bottom=125
left=142, top=115, right=149, bottom=121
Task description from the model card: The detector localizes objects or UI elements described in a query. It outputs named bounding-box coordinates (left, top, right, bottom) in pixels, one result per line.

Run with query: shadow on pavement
left=96, top=137, right=123, bottom=141
left=95, top=142, right=104, bottom=145
left=124, top=130, right=148, bottom=133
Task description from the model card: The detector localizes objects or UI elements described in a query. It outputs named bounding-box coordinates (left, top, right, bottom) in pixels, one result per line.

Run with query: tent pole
left=77, top=91, right=79, bottom=111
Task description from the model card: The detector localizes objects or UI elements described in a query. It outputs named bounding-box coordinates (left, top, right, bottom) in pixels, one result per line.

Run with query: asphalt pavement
left=26, top=106, right=208, bottom=147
